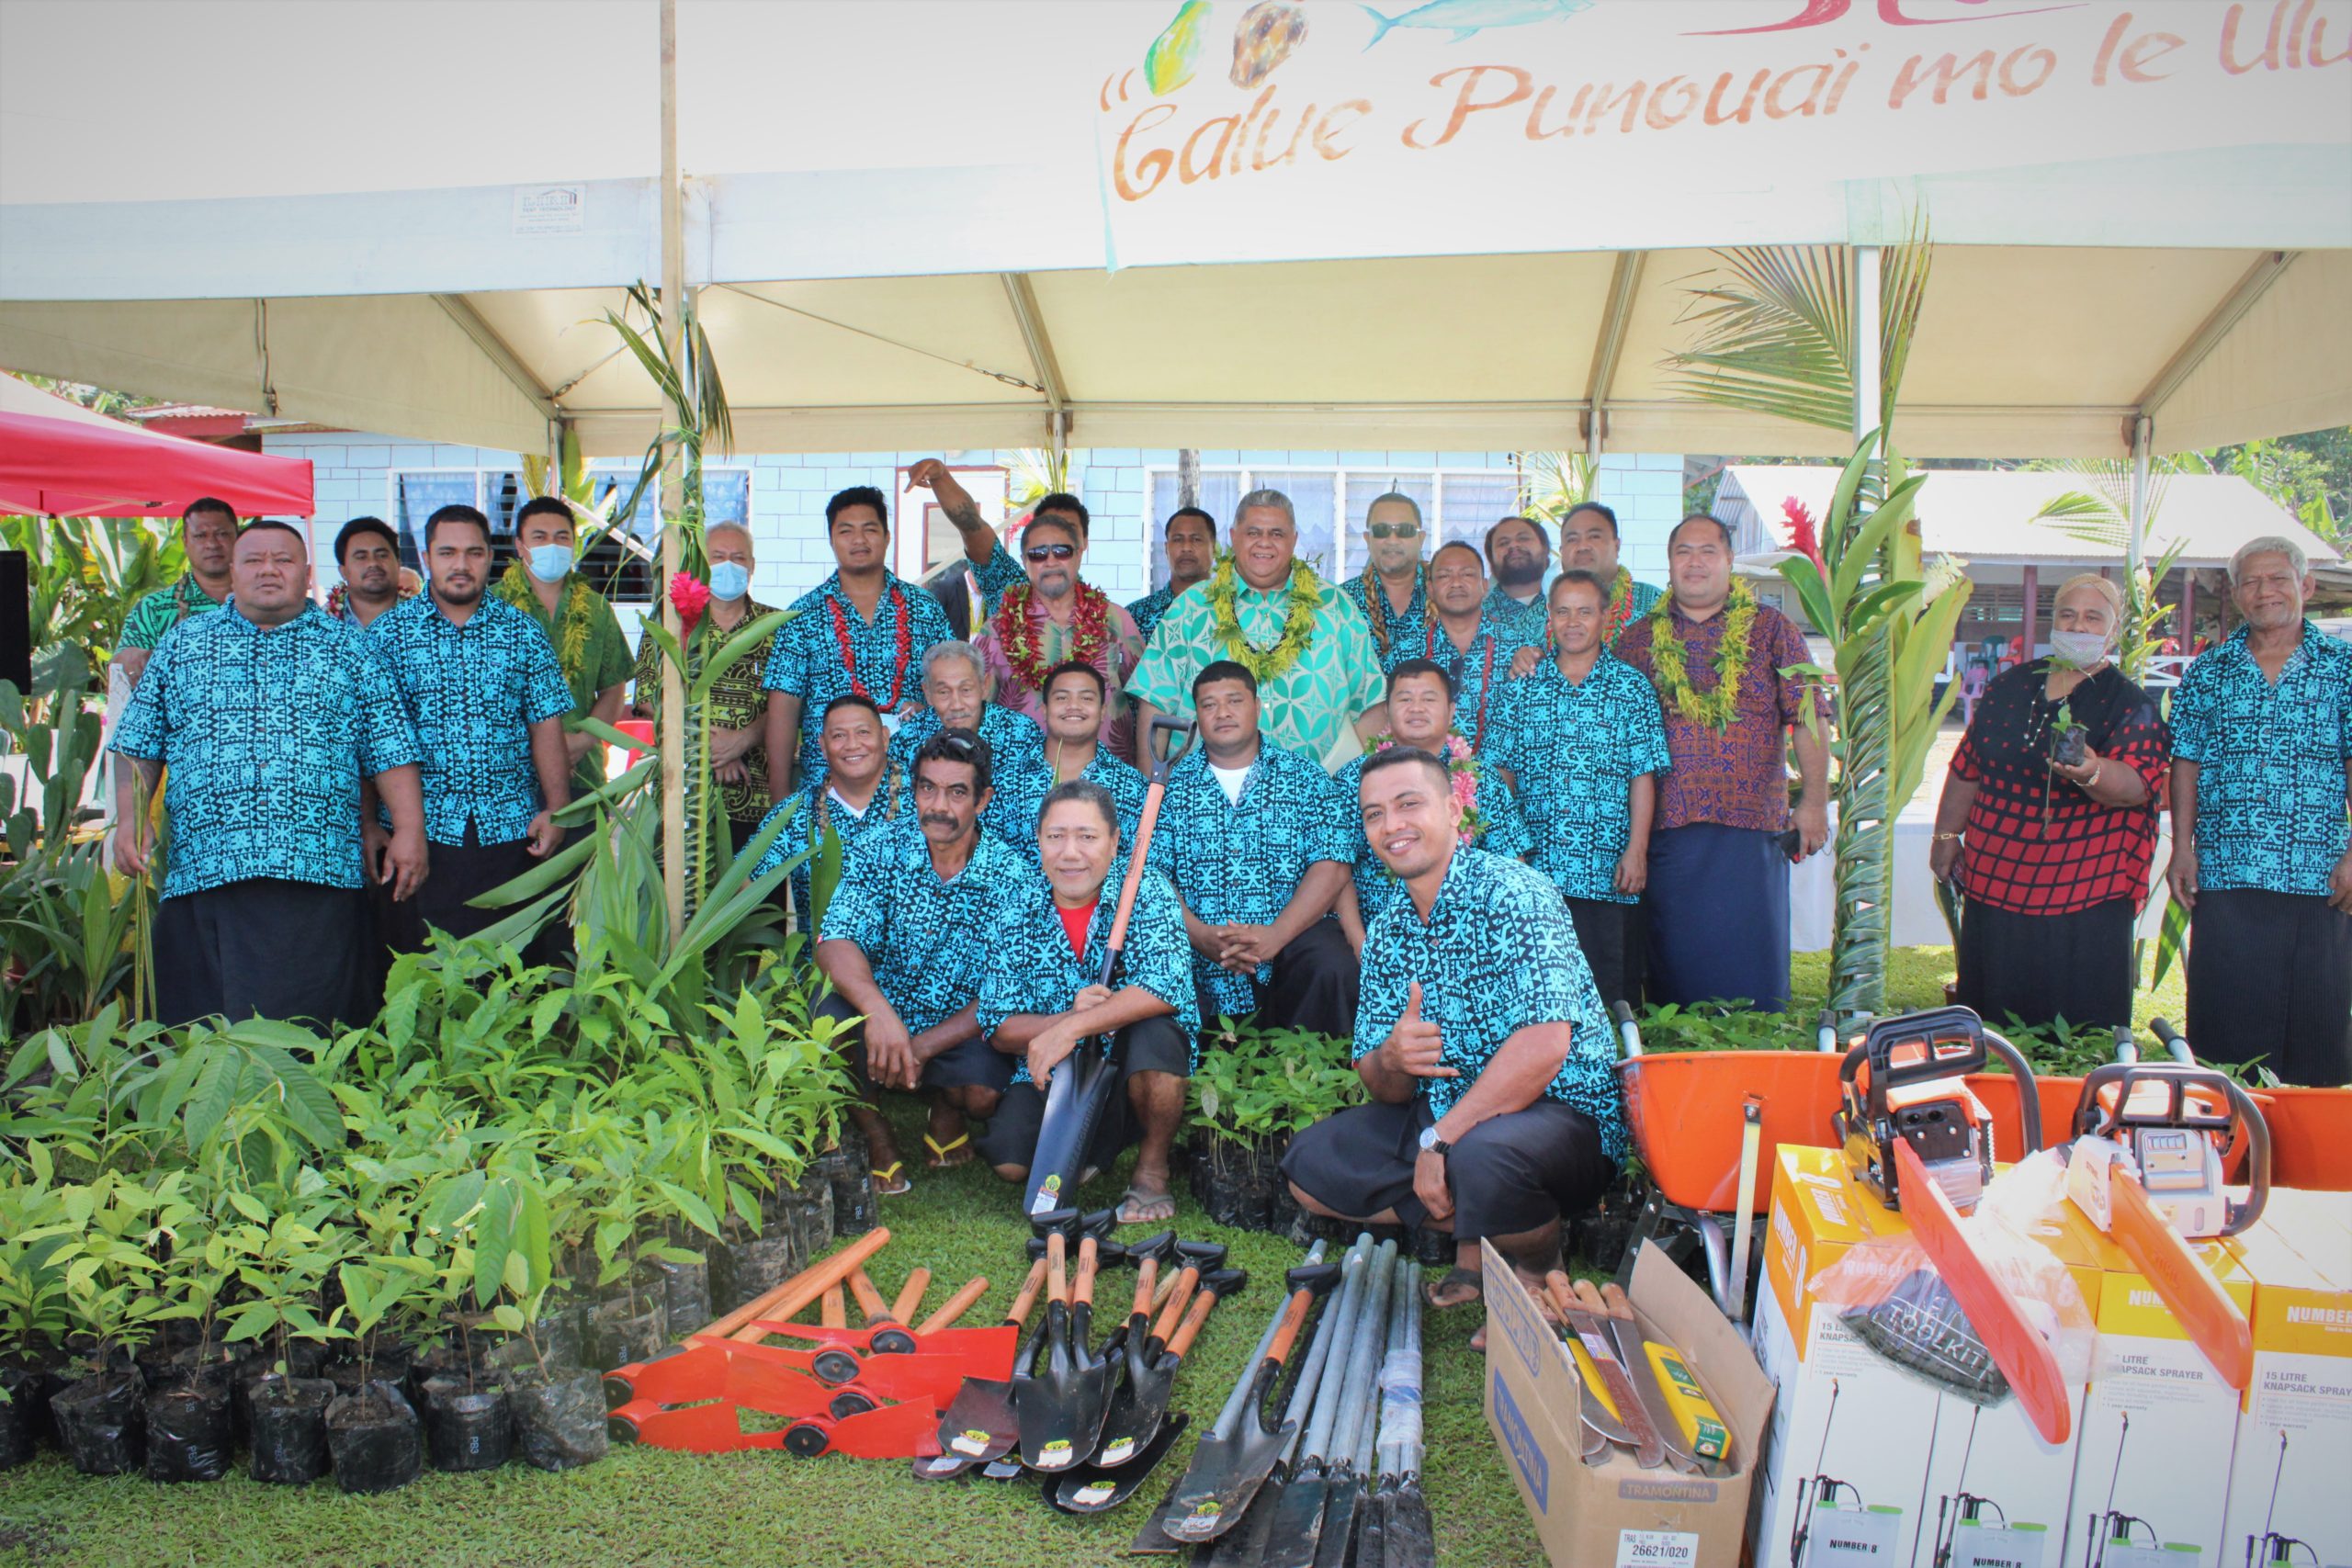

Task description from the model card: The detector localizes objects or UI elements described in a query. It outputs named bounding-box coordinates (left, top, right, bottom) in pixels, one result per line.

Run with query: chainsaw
left=1834, top=1005, right=2041, bottom=1215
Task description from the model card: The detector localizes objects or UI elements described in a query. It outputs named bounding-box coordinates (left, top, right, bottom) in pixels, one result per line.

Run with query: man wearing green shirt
left=116, top=497, right=239, bottom=684
left=501, top=496, right=633, bottom=805
left=1125, top=488, right=1385, bottom=769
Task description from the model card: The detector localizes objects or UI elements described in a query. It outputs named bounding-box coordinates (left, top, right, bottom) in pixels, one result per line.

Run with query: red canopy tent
left=0, top=376, right=311, bottom=518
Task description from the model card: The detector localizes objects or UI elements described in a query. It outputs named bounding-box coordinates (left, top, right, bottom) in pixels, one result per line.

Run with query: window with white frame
left=1142, top=463, right=1531, bottom=591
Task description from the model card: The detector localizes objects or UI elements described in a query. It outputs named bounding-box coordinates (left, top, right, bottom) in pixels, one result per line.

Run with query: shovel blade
left=1044, top=1411, right=1190, bottom=1515
left=1251, top=1464, right=1332, bottom=1568
left=910, top=1452, right=976, bottom=1482
left=1158, top=1415, right=1299, bottom=1543
left=1090, top=1350, right=1179, bottom=1467
left=1383, top=1478, right=1437, bottom=1568
left=935, top=1377, right=1019, bottom=1464
left=1018, top=1361, right=1114, bottom=1472
left=1199, top=1462, right=1294, bottom=1568
left=1129, top=1482, right=1191, bottom=1556
left=1310, top=1470, right=1364, bottom=1568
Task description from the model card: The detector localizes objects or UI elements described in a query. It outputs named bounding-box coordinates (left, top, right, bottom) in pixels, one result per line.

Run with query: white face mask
left=2049, top=627, right=2112, bottom=670
left=526, top=544, right=575, bottom=583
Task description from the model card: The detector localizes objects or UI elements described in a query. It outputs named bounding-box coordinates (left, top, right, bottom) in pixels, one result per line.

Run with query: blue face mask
left=707, top=560, right=752, bottom=602
left=526, top=544, right=574, bottom=582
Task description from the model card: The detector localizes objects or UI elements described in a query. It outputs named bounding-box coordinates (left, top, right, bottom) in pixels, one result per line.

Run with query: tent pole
left=657, top=0, right=686, bottom=941
left=1851, top=246, right=1883, bottom=448
left=2127, top=412, right=2152, bottom=585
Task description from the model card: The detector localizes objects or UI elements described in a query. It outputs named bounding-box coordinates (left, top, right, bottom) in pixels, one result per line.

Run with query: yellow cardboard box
left=2221, top=1212, right=2352, bottom=1563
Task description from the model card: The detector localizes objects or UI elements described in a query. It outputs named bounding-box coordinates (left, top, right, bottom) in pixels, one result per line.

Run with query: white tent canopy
left=3, top=0, right=2348, bottom=461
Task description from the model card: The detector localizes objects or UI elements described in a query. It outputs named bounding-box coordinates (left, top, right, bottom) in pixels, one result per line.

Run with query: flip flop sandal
left=871, top=1162, right=912, bottom=1197
left=923, top=1132, right=971, bottom=1168
left=1116, top=1185, right=1176, bottom=1225
left=1426, top=1266, right=1484, bottom=1310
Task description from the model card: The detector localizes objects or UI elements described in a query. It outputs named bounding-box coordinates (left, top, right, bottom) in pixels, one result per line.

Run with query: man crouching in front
left=1282, top=746, right=1628, bottom=1350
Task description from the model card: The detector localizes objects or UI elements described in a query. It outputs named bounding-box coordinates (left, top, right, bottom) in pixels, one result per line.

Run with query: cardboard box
left=1750, top=1147, right=2097, bottom=1568
left=2061, top=1206, right=2256, bottom=1563
left=1483, top=1238, right=1773, bottom=1568
left=2221, top=1215, right=2352, bottom=1565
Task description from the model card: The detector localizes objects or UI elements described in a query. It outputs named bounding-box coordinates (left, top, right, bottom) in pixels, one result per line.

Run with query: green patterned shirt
left=1123, top=566, right=1383, bottom=769
left=119, top=573, right=225, bottom=653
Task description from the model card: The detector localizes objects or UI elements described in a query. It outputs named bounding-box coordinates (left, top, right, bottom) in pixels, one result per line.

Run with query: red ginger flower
left=1781, top=496, right=1825, bottom=573
left=670, top=570, right=711, bottom=635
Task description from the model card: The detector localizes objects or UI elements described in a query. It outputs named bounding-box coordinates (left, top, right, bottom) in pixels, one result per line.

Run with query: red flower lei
left=1423, top=621, right=1500, bottom=750
left=995, top=581, right=1114, bottom=694
left=830, top=581, right=914, bottom=710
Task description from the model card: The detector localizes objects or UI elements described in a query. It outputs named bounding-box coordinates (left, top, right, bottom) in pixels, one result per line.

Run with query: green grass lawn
left=0, top=943, right=2182, bottom=1568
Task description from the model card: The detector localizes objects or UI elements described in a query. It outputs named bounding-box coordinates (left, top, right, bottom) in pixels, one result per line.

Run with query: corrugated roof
left=1715, top=467, right=2339, bottom=570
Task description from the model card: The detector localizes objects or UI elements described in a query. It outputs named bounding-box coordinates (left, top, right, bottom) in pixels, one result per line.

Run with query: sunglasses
left=1366, top=523, right=1420, bottom=540
left=1024, top=542, right=1077, bottom=562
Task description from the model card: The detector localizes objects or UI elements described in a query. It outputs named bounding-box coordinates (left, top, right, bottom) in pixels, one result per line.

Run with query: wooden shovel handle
left=1128, top=1255, right=1161, bottom=1320
left=820, top=1283, right=847, bottom=1329
left=1002, top=1257, right=1049, bottom=1330
left=1074, top=1235, right=1102, bottom=1311
left=916, top=1275, right=991, bottom=1336
left=1264, top=1284, right=1317, bottom=1366
left=1165, top=1283, right=1222, bottom=1359
left=848, top=1267, right=893, bottom=1324
left=712, top=1226, right=892, bottom=1344
left=1151, top=1269, right=1202, bottom=1343
left=1046, top=1231, right=1069, bottom=1309
left=891, top=1268, right=932, bottom=1325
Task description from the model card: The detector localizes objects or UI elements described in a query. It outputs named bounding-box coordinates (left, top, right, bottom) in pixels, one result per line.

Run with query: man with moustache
left=111, top=522, right=426, bottom=1028
left=632, top=521, right=784, bottom=857
left=1617, top=513, right=1828, bottom=1013
left=973, top=504, right=1145, bottom=761
left=1335, top=658, right=1532, bottom=944
left=327, top=516, right=413, bottom=627
left=986, top=660, right=1148, bottom=860
left=1341, top=491, right=1430, bottom=662
left=1282, top=747, right=1623, bottom=1347
left=976, top=780, right=1199, bottom=1225
left=886, top=640, right=1046, bottom=779
left=503, top=496, right=633, bottom=807
left=815, top=730, right=1027, bottom=1188
left=1506, top=500, right=1667, bottom=680
left=1146, top=662, right=1357, bottom=1036
left=1480, top=514, right=1555, bottom=654
left=763, top=478, right=1020, bottom=796
left=368, top=504, right=575, bottom=950
left=1127, top=506, right=1218, bottom=644
left=750, top=694, right=907, bottom=929
left=1389, top=540, right=1536, bottom=756
left=117, top=497, right=241, bottom=684
left=1127, top=489, right=1385, bottom=769
left=1490, top=570, right=1672, bottom=1011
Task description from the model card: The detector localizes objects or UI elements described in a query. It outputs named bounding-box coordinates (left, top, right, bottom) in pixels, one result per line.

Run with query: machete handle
left=1571, top=1278, right=1608, bottom=1316
left=848, top=1268, right=893, bottom=1324
left=891, top=1269, right=932, bottom=1325
left=1002, top=1258, right=1048, bottom=1329
left=821, top=1283, right=847, bottom=1329
left=916, top=1275, right=989, bottom=1336
left=1598, top=1281, right=1639, bottom=1324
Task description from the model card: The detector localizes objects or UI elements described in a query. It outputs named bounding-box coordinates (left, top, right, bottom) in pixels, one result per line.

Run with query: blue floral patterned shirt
left=1487, top=651, right=1673, bottom=906
left=817, top=819, right=1029, bottom=1034
left=978, top=861, right=1200, bottom=1081
left=1145, top=741, right=1354, bottom=1019
left=762, top=548, right=1022, bottom=787
left=1334, top=741, right=1533, bottom=924
left=111, top=602, right=422, bottom=901
left=1126, top=585, right=1182, bottom=645
left=886, top=701, right=1046, bottom=783
left=985, top=748, right=1148, bottom=863
left=750, top=765, right=910, bottom=927
left=1354, top=845, right=1623, bottom=1154
left=1382, top=615, right=1538, bottom=755
left=368, top=592, right=576, bottom=847
left=1480, top=584, right=1552, bottom=657
left=1342, top=567, right=1429, bottom=664
left=2168, top=621, right=2352, bottom=897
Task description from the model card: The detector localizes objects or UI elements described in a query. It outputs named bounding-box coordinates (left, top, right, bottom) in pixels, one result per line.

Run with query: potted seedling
left=322, top=1255, right=429, bottom=1494
left=0, top=1166, right=72, bottom=1469
left=44, top=1172, right=187, bottom=1475
left=405, top=1178, right=512, bottom=1473
left=145, top=1210, right=240, bottom=1483
left=1187, top=1020, right=1363, bottom=1236
left=492, top=1172, right=608, bottom=1472
left=2049, top=697, right=2088, bottom=769
left=222, top=1207, right=351, bottom=1484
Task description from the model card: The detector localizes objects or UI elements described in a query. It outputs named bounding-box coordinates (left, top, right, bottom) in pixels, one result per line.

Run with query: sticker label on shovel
left=1037, top=1438, right=1074, bottom=1469
left=1100, top=1437, right=1137, bottom=1465
left=1073, top=1481, right=1117, bottom=1506
left=1172, top=1500, right=1222, bottom=1538
left=950, top=1430, right=991, bottom=1457
left=1614, top=1529, right=1699, bottom=1568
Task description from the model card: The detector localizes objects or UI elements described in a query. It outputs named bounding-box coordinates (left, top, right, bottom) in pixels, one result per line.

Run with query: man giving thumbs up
left=1280, top=744, right=1629, bottom=1350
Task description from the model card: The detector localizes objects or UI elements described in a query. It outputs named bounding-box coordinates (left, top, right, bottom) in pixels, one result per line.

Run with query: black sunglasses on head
left=1024, top=542, right=1077, bottom=562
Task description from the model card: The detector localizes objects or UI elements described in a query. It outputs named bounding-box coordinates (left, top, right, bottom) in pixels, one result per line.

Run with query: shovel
left=1153, top=1246, right=1347, bottom=1545
left=918, top=1257, right=1050, bottom=1479
left=1019, top=1209, right=1123, bottom=1471
left=1046, top=1411, right=1191, bottom=1515
left=1197, top=1238, right=1369, bottom=1567
left=1316, top=1253, right=1403, bottom=1568
left=1372, top=1267, right=1436, bottom=1568
left=1089, top=1264, right=1246, bottom=1471
left=1257, top=1239, right=1399, bottom=1568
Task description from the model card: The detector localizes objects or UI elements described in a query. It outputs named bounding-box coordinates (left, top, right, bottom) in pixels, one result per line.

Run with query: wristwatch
left=1417, top=1126, right=1452, bottom=1157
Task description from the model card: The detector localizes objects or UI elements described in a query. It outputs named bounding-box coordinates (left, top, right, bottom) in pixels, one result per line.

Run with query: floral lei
left=1206, top=552, right=1319, bottom=683
left=1360, top=565, right=1423, bottom=656
left=1368, top=731, right=1487, bottom=851
left=829, top=581, right=915, bottom=710
left=1601, top=568, right=1639, bottom=643
left=996, top=581, right=1114, bottom=693
left=495, top=563, right=598, bottom=678
left=1646, top=578, right=1758, bottom=732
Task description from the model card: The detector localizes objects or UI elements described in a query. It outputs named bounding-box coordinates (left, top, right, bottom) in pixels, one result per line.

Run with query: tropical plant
left=220, top=1204, right=354, bottom=1373
left=1514, top=450, right=1600, bottom=525
left=1, top=513, right=182, bottom=684
left=1666, top=224, right=1973, bottom=1018
left=1007, top=447, right=1076, bottom=515
left=1188, top=1017, right=1364, bottom=1146
left=40, top=1170, right=192, bottom=1364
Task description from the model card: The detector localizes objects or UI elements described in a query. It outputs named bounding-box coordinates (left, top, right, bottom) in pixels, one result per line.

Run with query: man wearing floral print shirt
left=1385, top=540, right=1538, bottom=755
left=1144, top=661, right=1359, bottom=1038
left=815, top=729, right=1028, bottom=1192
left=749, top=694, right=908, bottom=930
left=1283, top=747, right=1622, bottom=1349
left=762, top=476, right=1023, bottom=797
left=885, top=640, right=1045, bottom=781
left=1333, top=658, right=1532, bottom=943
left=368, top=504, right=576, bottom=953
left=2165, top=536, right=2352, bottom=1085
left=985, top=660, right=1147, bottom=862
left=112, top=522, right=426, bottom=1029
left=975, top=780, right=1199, bottom=1225
left=1489, top=570, right=1672, bottom=1011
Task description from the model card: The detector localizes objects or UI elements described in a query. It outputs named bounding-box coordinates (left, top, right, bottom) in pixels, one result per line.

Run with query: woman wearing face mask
left=1929, top=573, right=2170, bottom=1032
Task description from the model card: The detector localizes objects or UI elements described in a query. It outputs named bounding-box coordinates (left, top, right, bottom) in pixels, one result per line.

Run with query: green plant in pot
left=0, top=1160, right=72, bottom=1469
left=2049, top=696, right=2088, bottom=769
left=40, top=1170, right=188, bottom=1473
left=487, top=1168, right=609, bottom=1472
left=1186, top=1018, right=1363, bottom=1233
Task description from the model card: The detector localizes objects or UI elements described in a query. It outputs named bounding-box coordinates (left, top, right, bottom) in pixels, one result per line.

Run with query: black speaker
left=0, top=551, right=29, bottom=692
